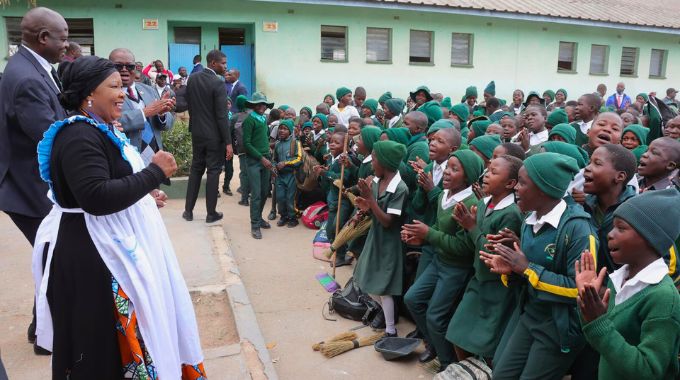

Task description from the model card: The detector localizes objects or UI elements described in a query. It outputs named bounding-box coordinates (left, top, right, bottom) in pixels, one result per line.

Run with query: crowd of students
left=231, top=82, right=680, bottom=379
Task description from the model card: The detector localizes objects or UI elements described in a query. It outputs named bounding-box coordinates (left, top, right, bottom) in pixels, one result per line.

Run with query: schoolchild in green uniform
left=491, top=142, right=526, bottom=161
left=483, top=152, right=599, bottom=380
left=231, top=94, right=251, bottom=206
left=353, top=140, right=409, bottom=336
left=449, top=155, right=524, bottom=362
left=273, top=119, right=302, bottom=228
left=576, top=188, right=680, bottom=380
left=469, top=134, right=502, bottom=168
left=310, top=113, right=329, bottom=164
left=401, top=150, right=484, bottom=370
left=572, top=94, right=601, bottom=147
left=620, top=124, right=649, bottom=163
left=402, top=111, right=431, bottom=188
left=315, top=132, right=356, bottom=267
left=242, top=93, right=275, bottom=239
left=583, top=112, right=623, bottom=157
left=548, top=123, right=577, bottom=145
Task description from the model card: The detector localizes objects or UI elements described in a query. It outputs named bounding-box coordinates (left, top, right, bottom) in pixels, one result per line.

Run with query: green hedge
left=162, top=120, right=192, bottom=177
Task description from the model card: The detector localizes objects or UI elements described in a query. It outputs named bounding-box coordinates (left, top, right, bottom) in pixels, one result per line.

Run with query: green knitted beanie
left=541, top=141, right=589, bottom=169
left=360, top=126, right=383, bottom=153
left=451, top=103, right=470, bottom=122
left=613, top=188, right=680, bottom=256
left=235, top=95, right=248, bottom=112
left=549, top=123, right=577, bottom=145
left=471, top=120, right=492, bottom=138
left=543, top=90, right=556, bottom=103
left=451, top=149, right=485, bottom=186
left=373, top=140, right=407, bottom=172
left=547, top=109, right=568, bottom=127
left=379, top=91, right=393, bottom=104
left=419, top=100, right=444, bottom=126
left=484, top=81, right=496, bottom=96
left=524, top=152, right=579, bottom=199
left=382, top=127, right=411, bottom=146
left=465, top=86, right=478, bottom=99
left=470, top=134, right=502, bottom=160
left=385, top=98, right=406, bottom=116
left=427, top=119, right=455, bottom=136
left=556, top=88, right=568, bottom=100
left=336, top=87, right=352, bottom=101
left=362, top=99, right=379, bottom=115
left=279, top=119, right=295, bottom=135
left=441, top=97, right=453, bottom=109
left=312, top=113, right=328, bottom=129
left=623, top=124, right=649, bottom=146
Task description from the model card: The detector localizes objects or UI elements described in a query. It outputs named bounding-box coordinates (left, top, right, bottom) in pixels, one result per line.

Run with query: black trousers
left=0, top=351, right=7, bottom=380
left=223, top=157, right=234, bottom=191
left=6, top=211, right=43, bottom=246
left=185, top=138, right=224, bottom=215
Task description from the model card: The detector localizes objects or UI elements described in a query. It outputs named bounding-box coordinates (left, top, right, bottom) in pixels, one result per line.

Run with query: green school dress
left=354, top=174, right=409, bottom=296
left=447, top=194, right=524, bottom=357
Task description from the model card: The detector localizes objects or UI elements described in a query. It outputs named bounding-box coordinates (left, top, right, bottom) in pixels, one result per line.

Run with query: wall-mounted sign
left=143, top=18, right=159, bottom=30
left=263, top=21, right=278, bottom=32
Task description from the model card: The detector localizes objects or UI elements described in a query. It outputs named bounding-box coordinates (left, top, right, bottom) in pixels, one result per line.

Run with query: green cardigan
left=410, top=161, right=445, bottom=225
left=425, top=191, right=478, bottom=267
left=242, top=113, right=270, bottom=160
left=583, top=276, right=680, bottom=380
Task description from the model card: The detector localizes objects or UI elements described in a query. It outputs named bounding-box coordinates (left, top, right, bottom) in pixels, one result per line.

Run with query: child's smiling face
left=329, top=133, right=345, bottom=157
left=621, top=131, right=640, bottom=149
left=588, top=113, right=623, bottom=149
left=638, top=139, right=677, bottom=179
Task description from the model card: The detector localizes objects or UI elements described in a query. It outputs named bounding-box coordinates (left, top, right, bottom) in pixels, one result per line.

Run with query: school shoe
left=259, top=220, right=271, bottom=229
left=27, top=320, right=36, bottom=343
left=237, top=187, right=242, bottom=194
left=277, top=218, right=288, bottom=227
left=418, top=343, right=437, bottom=363
left=287, top=218, right=299, bottom=228
left=384, top=330, right=398, bottom=338
left=251, top=227, right=262, bottom=239
left=267, top=210, right=277, bottom=220
left=370, top=312, right=386, bottom=330
left=182, top=211, right=193, bottom=221
left=406, top=329, right=423, bottom=339
left=206, top=212, right=223, bottom=223
left=223, top=187, right=233, bottom=196
left=238, top=199, right=249, bottom=206
left=333, top=254, right=353, bottom=268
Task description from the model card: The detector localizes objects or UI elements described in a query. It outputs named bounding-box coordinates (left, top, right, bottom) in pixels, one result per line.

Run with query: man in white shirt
left=330, top=87, right=360, bottom=126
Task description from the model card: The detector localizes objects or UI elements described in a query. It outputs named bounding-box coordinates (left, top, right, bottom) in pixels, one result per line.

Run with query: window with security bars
left=451, top=33, right=472, bottom=66
left=649, top=49, right=667, bottom=78
left=410, top=30, right=433, bottom=64
left=557, top=41, right=577, bottom=72
left=321, top=25, right=347, bottom=62
left=5, top=17, right=95, bottom=57
left=620, top=47, right=638, bottom=76
left=589, top=44, right=608, bottom=74
left=366, top=27, right=391, bottom=63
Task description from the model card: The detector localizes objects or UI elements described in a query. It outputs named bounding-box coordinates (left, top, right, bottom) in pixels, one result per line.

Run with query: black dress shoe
left=277, top=218, right=288, bottom=227
left=406, top=329, right=423, bottom=339
left=370, top=311, right=386, bottom=329
left=251, top=227, right=262, bottom=239
left=34, top=343, right=51, bottom=356
left=27, top=320, right=36, bottom=343
left=287, top=219, right=299, bottom=228
left=418, top=344, right=437, bottom=363
left=206, top=212, right=223, bottom=223
left=223, top=188, right=233, bottom=196
left=182, top=211, right=193, bottom=221
left=260, top=220, right=271, bottom=229
left=267, top=210, right=277, bottom=220
left=238, top=199, right=249, bottom=206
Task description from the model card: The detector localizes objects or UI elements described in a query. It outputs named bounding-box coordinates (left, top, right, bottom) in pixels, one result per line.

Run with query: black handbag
left=328, top=277, right=382, bottom=324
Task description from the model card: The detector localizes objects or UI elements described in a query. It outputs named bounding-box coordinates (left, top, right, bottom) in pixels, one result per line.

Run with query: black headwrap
left=59, top=55, right=117, bottom=111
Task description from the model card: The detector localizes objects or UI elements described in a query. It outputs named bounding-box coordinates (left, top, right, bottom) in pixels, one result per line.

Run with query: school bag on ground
left=312, top=221, right=331, bottom=262
left=328, top=277, right=382, bottom=324
left=301, top=201, right=328, bottom=229
left=434, top=357, right=492, bottom=380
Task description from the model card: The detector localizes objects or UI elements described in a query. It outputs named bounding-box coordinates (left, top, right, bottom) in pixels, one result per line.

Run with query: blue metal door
left=220, top=45, right=254, bottom=97
left=168, top=43, right=200, bottom=75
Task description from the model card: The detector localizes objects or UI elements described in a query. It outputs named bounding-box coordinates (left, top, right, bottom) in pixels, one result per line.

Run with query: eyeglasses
left=114, top=63, right=136, bottom=72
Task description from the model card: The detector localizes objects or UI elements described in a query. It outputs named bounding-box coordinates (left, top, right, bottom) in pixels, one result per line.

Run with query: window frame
left=589, top=44, right=609, bottom=75
left=320, top=25, right=348, bottom=63
left=619, top=46, right=639, bottom=77
left=409, top=29, right=434, bottom=66
left=557, top=41, right=578, bottom=74
left=649, top=48, right=668, bottom=79
left=450, top=32, right=474, bottom=67
left=365, top=27, right=392, bottom=64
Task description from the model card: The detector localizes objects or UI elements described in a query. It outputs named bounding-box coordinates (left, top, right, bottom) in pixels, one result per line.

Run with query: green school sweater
left=242, top=113, right=270, bottom=160
left=425, top=191, right=478, bottom=267
left=583, top=276, right=680, bottom=380
left=570, top=121, right=590, bottom=147
left=410, top=161, right=445, bottom=225
left=468, top=196, right=524, bottom=282
left=402, top=134, right=430, bottom=189
left=321, top=155, right=356, bottom=211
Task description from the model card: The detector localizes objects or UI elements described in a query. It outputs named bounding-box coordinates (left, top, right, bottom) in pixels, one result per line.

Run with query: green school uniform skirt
left=447, top=277, right=516, bottom=357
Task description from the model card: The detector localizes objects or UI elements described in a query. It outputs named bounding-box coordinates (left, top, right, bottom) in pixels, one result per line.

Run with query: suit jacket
left=605, top=93, right=632, bottom=110
left=190, top=63, right=204, bottom=75
left=227, top=80, right=248, bottom=112
left=119, top=82, right=174, bottom=152
left=186, top=69, right=230, bottom=144
left=0, top=46, right=67, bottom=217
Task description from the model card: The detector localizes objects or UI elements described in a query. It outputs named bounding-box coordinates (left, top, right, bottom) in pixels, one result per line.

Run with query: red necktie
left=127, top=87, right=137, bottom=102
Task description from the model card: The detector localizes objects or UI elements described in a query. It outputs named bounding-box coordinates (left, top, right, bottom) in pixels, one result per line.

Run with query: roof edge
left=253, top=0, right=680, bottom=35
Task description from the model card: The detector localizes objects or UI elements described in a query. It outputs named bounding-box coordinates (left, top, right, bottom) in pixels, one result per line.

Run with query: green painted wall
left=1, top=0, right=678, bottom=110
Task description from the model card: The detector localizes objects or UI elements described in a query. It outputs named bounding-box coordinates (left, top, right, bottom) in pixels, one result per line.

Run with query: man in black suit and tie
left=183, top=50, right=232, bottom=223
left=190, top=54, right=204, bottom=74
left=109, top=48, right=175, bottom=158
left=0, top=7, right=68, bottom=355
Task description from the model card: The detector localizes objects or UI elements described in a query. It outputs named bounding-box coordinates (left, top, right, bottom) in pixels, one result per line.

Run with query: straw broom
left=323, top=216, right=372, bottom=259
left=311, top=331, right=358, bottom=351
left=320, top=332, right=385, bottom=358
left=333, top=179, right=357, bottom=207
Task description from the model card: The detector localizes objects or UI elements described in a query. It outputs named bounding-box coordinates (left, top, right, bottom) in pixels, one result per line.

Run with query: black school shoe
left=34, top=343, right=51, bottom=356
left=259, top=220, right=271, bottom=229
left=287, top=218, right=299, bottom=228
left=267, top=210, right=277, bottom=220
left=251, top=227, right=262, bottom=239
left=206, top=212, right=223, bottom=223
left=277, top=218, right=288, bottom=227
left=238, top=199, right=249, bottom=206
left=182, top=211, right=193, bottom=221
left=370, top=311, right=386, bottom=329
left=419, top=343, right=437, bottom=363
left=223, top=187, right=233, bottom=196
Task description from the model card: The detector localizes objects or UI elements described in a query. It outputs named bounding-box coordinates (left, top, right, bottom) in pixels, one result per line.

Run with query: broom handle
left=332, top=132, right=350, bottom=278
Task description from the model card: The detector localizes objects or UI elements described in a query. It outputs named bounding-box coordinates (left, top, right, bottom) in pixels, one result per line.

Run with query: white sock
left=380, top=295, right=396, bottom=334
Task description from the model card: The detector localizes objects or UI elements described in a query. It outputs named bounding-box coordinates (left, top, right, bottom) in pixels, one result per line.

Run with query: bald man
left=225, top=68, right=248, bottom=112
left=606, top=82, right=632, bottom=111
left=0, top=6, right=68, bottom=355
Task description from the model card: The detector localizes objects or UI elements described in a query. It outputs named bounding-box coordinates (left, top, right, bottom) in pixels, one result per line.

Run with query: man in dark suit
left=0, top=7, right=68, bottom=355
left=190, top=54, right=204, bottom=74
left=183, top=50, right=232, bottom=223
left=226, top=68, right=248, bottom=113
left=109, top=48, right=175, bottom=158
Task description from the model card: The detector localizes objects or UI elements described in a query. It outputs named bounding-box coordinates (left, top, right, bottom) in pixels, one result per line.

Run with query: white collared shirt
left=525, top=199, right=566, bottom=234
left=580, top=119, right=593, bottom=135
left=609, top=258, right=668, bottom=305
left=330, top=104, right=360, bottom=126
left=362, top=154, right=373, bottom=164
left=441, top=186, right=474, bottom=209
left=23, top=44, right=59, bottom=91
left=388, top=115, right=401, bottom=128
left=483, top=193, right=515, bottom=212
left=529, top=129, right=549, bottom=147
left=373, top=171, right=403, bottom=215
left=432, top=160, right=447, bottom=186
